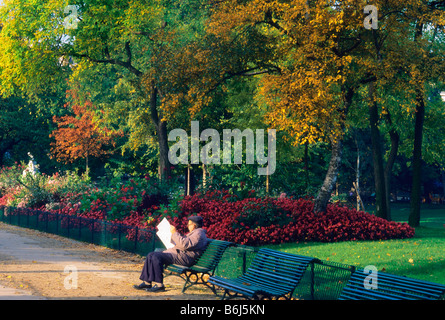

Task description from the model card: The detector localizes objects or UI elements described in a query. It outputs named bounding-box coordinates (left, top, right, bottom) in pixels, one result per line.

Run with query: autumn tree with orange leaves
left=50, top=90, right=119, bottom=173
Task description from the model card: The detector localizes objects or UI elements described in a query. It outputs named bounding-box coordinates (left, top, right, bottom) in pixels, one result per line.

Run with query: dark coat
left=164, top=228, right=207, bottom=266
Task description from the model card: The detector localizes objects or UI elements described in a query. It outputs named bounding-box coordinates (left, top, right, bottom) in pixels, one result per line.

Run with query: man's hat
left=188, top=215, right=203, bottom=226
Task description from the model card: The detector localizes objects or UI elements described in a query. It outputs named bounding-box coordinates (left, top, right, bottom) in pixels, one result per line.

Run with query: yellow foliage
left=205, top=0, right=445, bottom=145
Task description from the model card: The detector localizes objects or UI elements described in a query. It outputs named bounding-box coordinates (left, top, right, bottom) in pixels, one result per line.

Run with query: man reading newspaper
left=134, top=216, right=207, bottom=293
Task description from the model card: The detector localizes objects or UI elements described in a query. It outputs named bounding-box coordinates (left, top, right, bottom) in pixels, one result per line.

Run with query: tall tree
left=207, top=0, right=375, bottom=213
left=0, top=0, right=174, bottom=180
left=404, top=4, right=445, bottom=227
left=50, top=88, right=119, bottom=172
left=206, top=0, right=445, bottom=215
left=368, top=82, right=389, bottom=219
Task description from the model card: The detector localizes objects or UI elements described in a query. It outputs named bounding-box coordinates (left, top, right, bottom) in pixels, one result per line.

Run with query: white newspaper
left=156, top=217, right=174, bottom=249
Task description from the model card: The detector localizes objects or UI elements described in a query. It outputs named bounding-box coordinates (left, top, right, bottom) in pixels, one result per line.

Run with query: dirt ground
left=0, top=222, right=219, bottom=300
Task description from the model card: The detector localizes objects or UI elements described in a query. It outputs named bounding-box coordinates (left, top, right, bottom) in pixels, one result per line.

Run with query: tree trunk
left=408, top=22, right=425, bottom=228
left=409, top=89, right=425, bottom=227
left=157, top=119, right=170, bottom=180
left=383, top=111, right=399, bottom=221
left=356, top=144, right=360, bottom=211
left=368, top=82, right=388, bottom=219
left=313, top=88, right=353, bottom=214
left=202, top=163, right=207, bottom=190
left=313, top=138, right=343, bottom=214
left=149, top=82, right=171, bottom=181
left=185, top=164, right=196, bottom=196
left=442, top=169, right=445, bottom=201
left=304, top=142, right=310, bottom=191
left=85, top=149, right=89, bottom=175
left=186, top=165, right=191, bottom=196
left=354, top=137, right=365, bottom=212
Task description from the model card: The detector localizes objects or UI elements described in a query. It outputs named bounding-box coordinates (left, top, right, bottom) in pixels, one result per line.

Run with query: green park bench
left=208, top=248, right=318, bottom=300
left=339, top=268, right=445, bottom=300
left=164, top=239, right=233, bottom=294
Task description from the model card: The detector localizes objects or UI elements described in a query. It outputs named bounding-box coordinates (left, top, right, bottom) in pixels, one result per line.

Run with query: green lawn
left=265, top=203, right=445, bottom=285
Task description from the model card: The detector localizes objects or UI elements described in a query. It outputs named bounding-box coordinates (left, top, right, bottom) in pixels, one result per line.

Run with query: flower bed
left=0, top=165, right=415, bottom=246
left=178, top=191, right=415, bottom=245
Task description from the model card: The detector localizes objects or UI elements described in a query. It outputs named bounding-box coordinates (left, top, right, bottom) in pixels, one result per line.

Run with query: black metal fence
left=0, top=205, right=354, bottom=299
left=297, top=259, right=355, bottom=300
left=0, top=206, right=160, bottom=256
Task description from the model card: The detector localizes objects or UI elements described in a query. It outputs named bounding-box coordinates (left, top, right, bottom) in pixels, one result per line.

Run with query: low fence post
left=36, top=210, right=39, bottom=230
left=78, top=217, right=82, bottom=240
left=151, top=229, right=156, bottom=253
left=90, top=218, right=95, bottom=244
left=56, top=213, right=59, bottom=235
left=100, top=220, right=106, bottom=246
left=134, top=227, right=138, bottom=253
left=310, top=261, right=315, bottom=300
left=118, top=224, right=122, bottom=251
left=67, top=215, right=70, bottom=238
left=45, top=211, right=49, bottom=232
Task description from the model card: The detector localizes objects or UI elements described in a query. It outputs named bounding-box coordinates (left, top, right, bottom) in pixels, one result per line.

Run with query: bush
left=234, top=198, right=293, bottom=231
left=0, top=164, right=90, bottom=209
left=0, top=164, right=415, bottom=246
left=178, top=191, right=415, bottom=245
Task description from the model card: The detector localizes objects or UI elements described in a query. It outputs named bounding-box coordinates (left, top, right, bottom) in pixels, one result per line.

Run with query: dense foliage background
left=1, top=0, right=445, bottom=236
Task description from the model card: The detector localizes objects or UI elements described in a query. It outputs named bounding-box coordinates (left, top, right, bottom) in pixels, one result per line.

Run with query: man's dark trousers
left=139, top=251, right=174, bottom=284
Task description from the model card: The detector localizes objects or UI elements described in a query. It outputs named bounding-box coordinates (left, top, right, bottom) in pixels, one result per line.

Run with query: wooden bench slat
left=209, top=276, right=257, bottom=297
left=239, top=273, right=295, bottom=289
left=339, top=268, right=445, bottom=300
left=342, top=285, right=429, bottom=300
left=348, top=271, right=445, bottom=295
left=348, top=271, right=445, bottom=296
left=243, top=268, right=305, bottom=285
left=346, top=278, right=442, bottom=299
left=340, top=287, right=401, bottom=300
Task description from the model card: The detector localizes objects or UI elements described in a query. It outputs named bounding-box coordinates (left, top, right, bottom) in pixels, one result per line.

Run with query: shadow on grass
left=414, top=227, right=445, bottom=239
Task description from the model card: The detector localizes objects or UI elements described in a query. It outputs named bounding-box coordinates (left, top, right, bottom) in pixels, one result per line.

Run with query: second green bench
left=208, top=248, right=317, bottom=300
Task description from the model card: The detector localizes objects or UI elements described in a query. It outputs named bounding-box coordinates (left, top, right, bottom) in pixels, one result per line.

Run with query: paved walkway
left=0, top=225, right=99, bottom=299
left=0, top=223, right=217, bottom=300
left=0, top=283, right=43, bottom=300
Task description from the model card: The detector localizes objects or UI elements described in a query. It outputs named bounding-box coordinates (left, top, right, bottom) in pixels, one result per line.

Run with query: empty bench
left=164, top=239, right=233, bottom=294
left=208, top=248, right=317, bottom=300
left=339, top=268, right=445, bottom=300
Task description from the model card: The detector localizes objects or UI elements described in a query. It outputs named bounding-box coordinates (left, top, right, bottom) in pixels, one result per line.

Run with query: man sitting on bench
left=133, top=216, right=207, bottom=292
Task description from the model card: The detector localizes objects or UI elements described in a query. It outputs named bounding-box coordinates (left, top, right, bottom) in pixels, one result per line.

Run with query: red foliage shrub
left=177, top=191, right=415, bottom=246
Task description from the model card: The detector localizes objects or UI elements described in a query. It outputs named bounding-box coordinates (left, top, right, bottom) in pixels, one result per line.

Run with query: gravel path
left=0, top=222, right=218, bottom=300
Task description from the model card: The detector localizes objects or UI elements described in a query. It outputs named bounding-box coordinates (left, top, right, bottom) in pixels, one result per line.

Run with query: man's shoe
left=133, top=282, right=152, bottom=290
left=145, top=284, right=165, bottom=293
